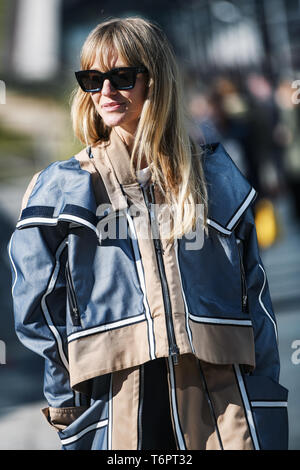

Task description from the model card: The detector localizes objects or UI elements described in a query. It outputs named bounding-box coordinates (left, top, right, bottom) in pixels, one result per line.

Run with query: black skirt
left=141, top=357, right=177, bottom=450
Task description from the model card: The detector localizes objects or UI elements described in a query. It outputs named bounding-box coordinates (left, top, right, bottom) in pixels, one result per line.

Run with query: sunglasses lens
left=111, top=69, right=135, bottom=89
left=79, top=72, right=103, bottom=91
left=76, top=67, right=142, bottom=92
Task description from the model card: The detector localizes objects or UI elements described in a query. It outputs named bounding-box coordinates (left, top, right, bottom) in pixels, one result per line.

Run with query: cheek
left=90, top=93, right=100, bottom=107
left=128, top=87, right=147, bottom=112
left=136, top=81, right=148, bottom=109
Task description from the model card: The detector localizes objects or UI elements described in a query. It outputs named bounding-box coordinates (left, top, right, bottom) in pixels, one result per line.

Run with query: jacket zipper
left=65, top=260, right=81, bottom=326
left=237, top=241, right=248, bottom=313
left=142, top=183, right=179, bottom=365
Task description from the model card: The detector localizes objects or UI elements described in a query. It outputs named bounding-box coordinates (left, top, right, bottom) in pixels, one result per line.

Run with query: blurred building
left=1, top=0, right=300, bottom=89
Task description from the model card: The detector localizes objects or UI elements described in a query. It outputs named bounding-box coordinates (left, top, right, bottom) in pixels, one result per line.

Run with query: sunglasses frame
left=75, top=66, right=148, bottom=92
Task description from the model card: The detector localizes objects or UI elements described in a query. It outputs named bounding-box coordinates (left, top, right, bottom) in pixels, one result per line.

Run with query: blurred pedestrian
left=8, top=17, right=288, bottom=450
left=275, top=79, right=300, bottom=222
left=245, top=73, right=284, bottom=200
left=206, top=76, right=250, bottom=176
left=188, top=89, right=221, bottom=144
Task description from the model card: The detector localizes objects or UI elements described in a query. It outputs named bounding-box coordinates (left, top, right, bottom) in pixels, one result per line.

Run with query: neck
left=114, top=126, right=135, bottom=154
left=114, top=126, right=148, bottom=170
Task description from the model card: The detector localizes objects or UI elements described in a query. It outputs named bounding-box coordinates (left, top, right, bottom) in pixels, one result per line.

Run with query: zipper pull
left=72, top=307, right=81, bottom=327
left=242, top=295, right=248, bottom=312
left=170, top=345, right=180, bottom=365
left=154, top=238, right=164, bottom=255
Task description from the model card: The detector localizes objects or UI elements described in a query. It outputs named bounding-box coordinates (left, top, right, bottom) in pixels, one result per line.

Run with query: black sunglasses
left=75, top=66, right=148, bottom=92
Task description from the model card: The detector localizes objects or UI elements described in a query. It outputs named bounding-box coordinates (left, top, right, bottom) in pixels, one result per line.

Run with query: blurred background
left=0, top=0, right=299, bottom=450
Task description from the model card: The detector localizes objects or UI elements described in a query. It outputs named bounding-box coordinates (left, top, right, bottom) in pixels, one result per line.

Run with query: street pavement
left=0, top=177, right=299, bottom=450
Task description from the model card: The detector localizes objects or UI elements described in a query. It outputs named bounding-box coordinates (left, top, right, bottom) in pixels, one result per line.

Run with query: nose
left=101, top=78, right=116, bottom=96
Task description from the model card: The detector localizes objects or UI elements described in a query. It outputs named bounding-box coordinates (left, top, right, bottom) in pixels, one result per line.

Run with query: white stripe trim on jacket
left=168, top=356, right=186, bottom=450
left=227, top=188, right=257, bottom=230
left=207, top=187, right=257, bottom=235
left=16, top=215, right=99, bottom=236
left=107, top=374, right=113, bottom=450
left=60, top=419, right=108, bottom=446
left=189, top=314, right=252, bottom=327
left=67, top=313, right=147, bottom=343
left=251, top=401, right=287, bottom=408
left=233, top=364, right=260, bottom=450
left=258, top=264, right=278, bottom=341
left=8, top=233, right=18, bottom=296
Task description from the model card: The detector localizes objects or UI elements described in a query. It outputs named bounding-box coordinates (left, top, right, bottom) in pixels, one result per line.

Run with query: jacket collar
left=91, top=133, right=257, bottom=236
left=17, top=132, right=256, bottom=237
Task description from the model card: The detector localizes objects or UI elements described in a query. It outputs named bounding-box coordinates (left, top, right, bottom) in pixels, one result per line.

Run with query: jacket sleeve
left=235, top=204, right=289, bottom=450
left=235, top=204, right=280, bottom=381
left=8, top=174, right=88, bottom=430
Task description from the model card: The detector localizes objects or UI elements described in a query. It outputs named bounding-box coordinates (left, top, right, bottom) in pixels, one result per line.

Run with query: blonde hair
left=71, top=17, right=208, bottom=243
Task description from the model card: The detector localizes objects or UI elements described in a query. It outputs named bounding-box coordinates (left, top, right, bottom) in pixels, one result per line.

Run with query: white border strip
left=258, top=264, right=278, bottom=342
left=8, top=233, right=18, bottom=296
left=189, top=314, right=252, bottom=326
left=41, top=238, right=69, bottom=371
left=16, top=217, right=55, bottom=228
left=233, top=364, right=260, bottom=450
left=168, top=356, right=186, bottom=450
left=207, top=218, right=231, bottom=235
left=126, top=211, right=156, bottom=361
left=107, top=374, right=113, bottom=450
left=60, top=419, right=108, bottom=446
left=16, top=214, right=99, bottom=237
left=227, top=188, right=257, bottom=230
left=74, top=391, right=81, bottom=407
left=67, top=313, right=146, bottom=343
left=174, top=239, right=195, bottom=354
left=207, top=187, right=257, bottom=235
left=137, top=364, right=145, bottom=450
left=251, top=401, right=287, bottom=408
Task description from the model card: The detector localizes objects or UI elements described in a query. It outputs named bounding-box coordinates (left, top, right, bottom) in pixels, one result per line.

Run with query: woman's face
left=89, top=54, right=148, bottom=134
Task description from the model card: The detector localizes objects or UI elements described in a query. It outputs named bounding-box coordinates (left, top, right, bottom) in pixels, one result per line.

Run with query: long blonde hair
left=71, top=17, right=208, bottom=243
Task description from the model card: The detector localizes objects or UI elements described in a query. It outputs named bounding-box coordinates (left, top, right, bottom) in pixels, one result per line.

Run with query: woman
left=8, top=17, right=288, bottom=450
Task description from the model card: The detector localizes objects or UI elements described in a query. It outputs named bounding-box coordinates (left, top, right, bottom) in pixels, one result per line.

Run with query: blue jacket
left=8, top=129, right=288, bottom=450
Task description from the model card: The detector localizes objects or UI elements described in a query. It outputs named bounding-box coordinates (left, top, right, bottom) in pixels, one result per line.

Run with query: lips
left=102, top=101, right=125, bottom=110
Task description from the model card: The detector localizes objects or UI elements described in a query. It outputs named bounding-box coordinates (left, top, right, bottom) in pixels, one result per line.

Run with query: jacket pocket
left=65, top=260, right=81, bottom=327
left=243, top=374, right=289, bottom=450
left=236, top=239, right=248, bottom=313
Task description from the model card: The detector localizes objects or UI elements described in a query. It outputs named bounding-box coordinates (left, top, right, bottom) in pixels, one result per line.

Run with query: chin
left=103, top=118, right=128, bottom=128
